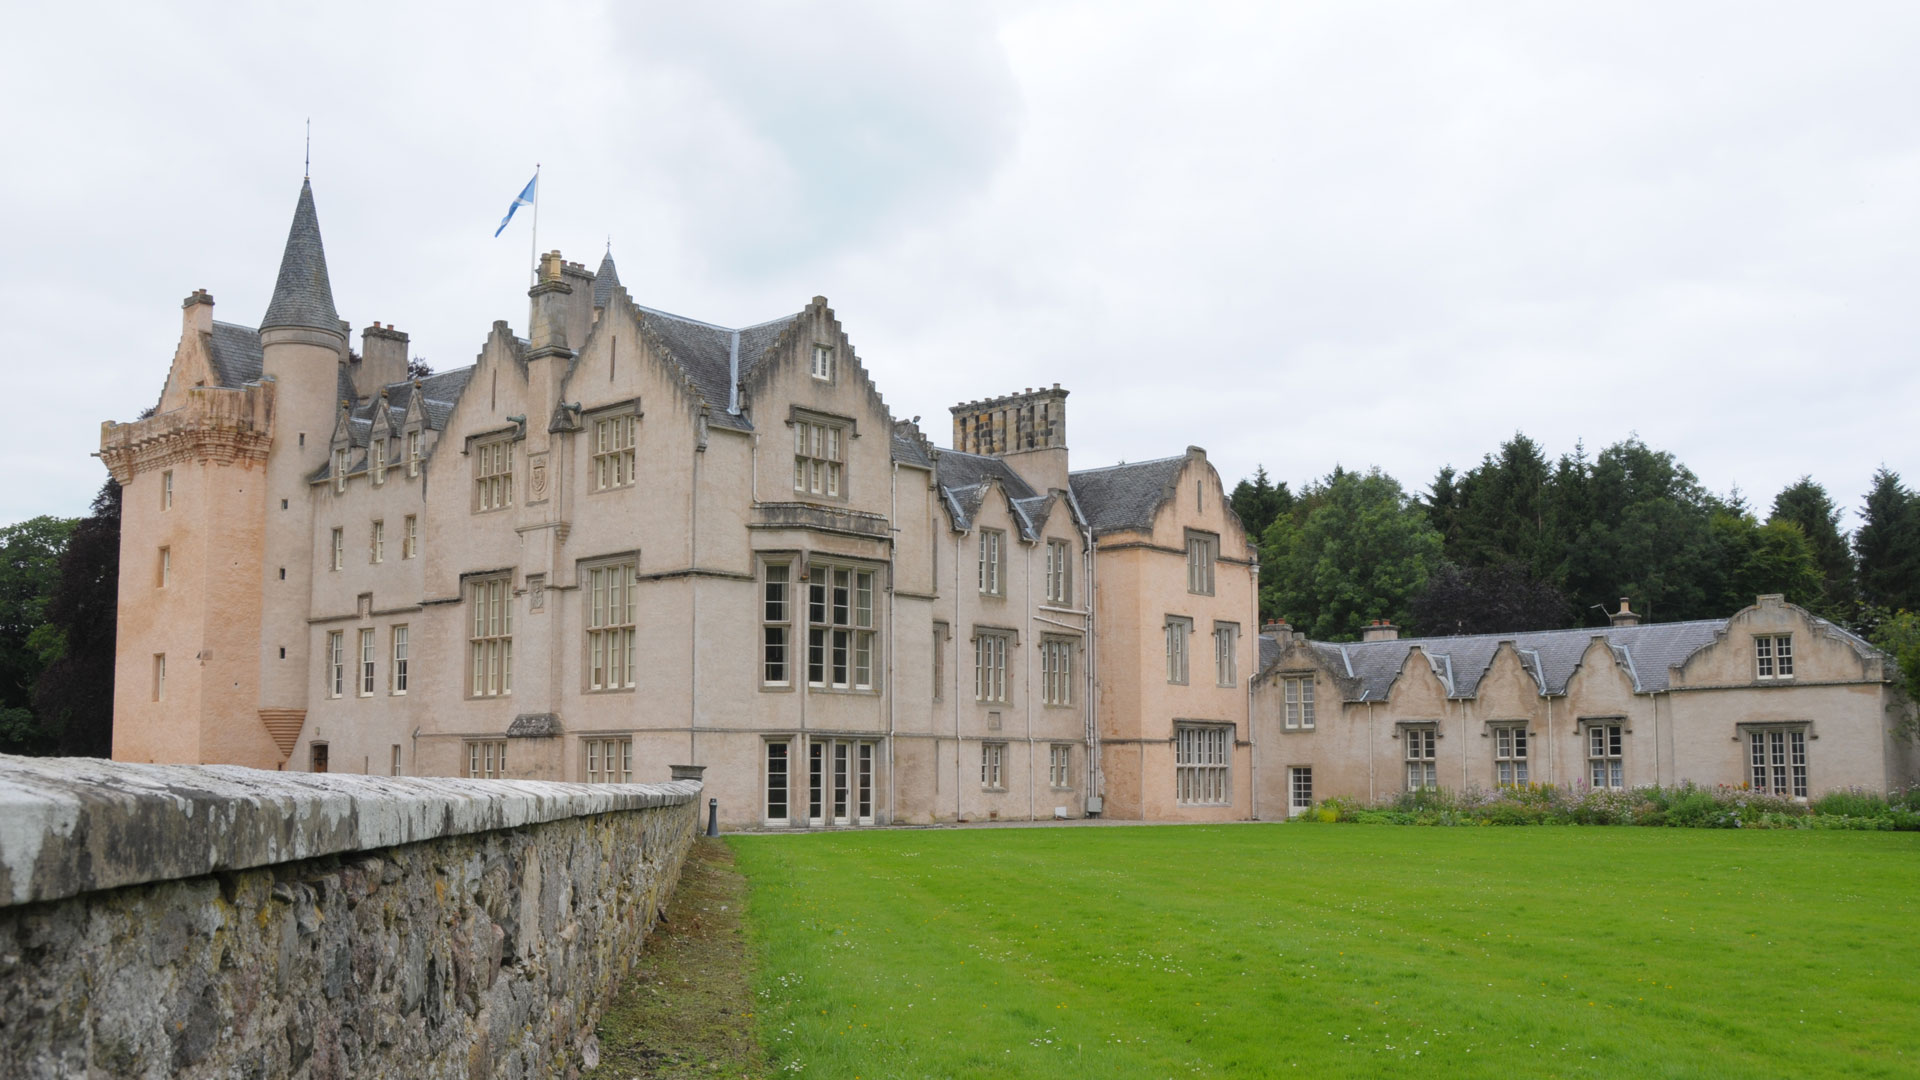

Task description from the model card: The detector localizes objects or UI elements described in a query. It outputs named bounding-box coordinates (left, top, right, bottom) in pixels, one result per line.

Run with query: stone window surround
left=1401, top=721, right=1439, bottom=790
left=763, top=736, right=795, bottom=826
left=801, top=559, right=880, bottom=694
left=463, top=571, right=514, bottom=700
left=1740, top=722, right=1811, bottom=799
left=579, top=554, right=640, bottom=694
left=1185, top=528, right=1218, bottom=596
left=582, top=398, right=643, bottom=495
left=1755, top=633, right=1795, bottom=681
left=1048, top=742, right=1073, bottom=790
left=980, top=740, right=1007, bottom=791
left=759, top=555, right=795, bottom=692
left=1044, top=537, right=1073, bottom=605
left=1165, top=615, right=1193, bottom=685
left=1040, top=634, right=1078, bottom=707
left=1579, top=716, right=1628, bottom=790
left=1486, top=720, right=1530, bottom=786
left=787, top=406, right=856, bottom=505
left=970, top=624, right=1020, bottom=704
left=582, top=737, right=634, bottom=783
left=1174, top=720, right=1233, bottom=805
left=977, top=527, right=1007, bottom=598
left=1214, top=620, right=1239, bottom=688
left=1278, top=671, right=1315, bottom=730
left=466, top=426, right=519, bottom=514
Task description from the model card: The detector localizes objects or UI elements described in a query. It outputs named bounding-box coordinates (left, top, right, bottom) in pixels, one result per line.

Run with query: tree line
left=0, top=478, right=119, bottom=757
left=1230, top=434, right=1920, bottom=694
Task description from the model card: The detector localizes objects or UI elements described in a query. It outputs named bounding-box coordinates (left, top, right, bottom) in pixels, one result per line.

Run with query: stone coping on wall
left=0, top=754, right=701, bottom=908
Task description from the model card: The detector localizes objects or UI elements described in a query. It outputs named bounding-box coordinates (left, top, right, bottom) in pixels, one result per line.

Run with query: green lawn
left=728, top=825, right=1919, bottom=1079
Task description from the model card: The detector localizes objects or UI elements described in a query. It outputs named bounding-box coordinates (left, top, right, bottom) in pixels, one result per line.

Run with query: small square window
left=810, top=344, right=835, bottom=381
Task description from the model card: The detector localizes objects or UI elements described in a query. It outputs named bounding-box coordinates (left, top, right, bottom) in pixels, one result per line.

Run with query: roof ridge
left=1069, top=453, right=1186, bottom=476
left=633, top=303, right=799, bottom=335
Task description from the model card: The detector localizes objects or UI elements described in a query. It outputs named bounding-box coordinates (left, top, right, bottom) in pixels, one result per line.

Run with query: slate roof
left=632, top=305, right=802, bottom=432
left=206, top=322, right=264, bottom=387
left=1257, top=616, right=1878, bottom=700
left=891, top=419, right=933, bottom=470
left=934, top=449, right=1040, bottom=534
left=261, top=180, right=340, bottom=333
left=592, top=252, right=621, bottom=310
left=1069, top=454, right=1188, bottom=535
left=314, top=365, right=476, bottom=480
left=1259, top=634, right=1284, bottom=673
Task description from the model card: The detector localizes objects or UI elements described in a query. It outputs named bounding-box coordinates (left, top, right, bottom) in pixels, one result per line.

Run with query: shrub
left=1303, top=781, right=1915, bottom=829
left=1814, top=788, right=1891, bottom=819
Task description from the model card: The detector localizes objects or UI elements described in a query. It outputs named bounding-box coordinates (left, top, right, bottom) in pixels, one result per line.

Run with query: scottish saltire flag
left=494, top=173, right=538, bottom=237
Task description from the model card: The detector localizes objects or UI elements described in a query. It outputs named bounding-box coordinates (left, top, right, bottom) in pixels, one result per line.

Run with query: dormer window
left=406, top=430, right=423, bottom=478
left=332, top=447, right=349, bottom=493
left=811, top=344, right=834, bottom=382
left=371, top=439, right=388, bottom=485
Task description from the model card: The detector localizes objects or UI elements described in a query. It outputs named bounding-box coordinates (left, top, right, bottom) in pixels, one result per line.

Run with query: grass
left=729, top=825, right=1920, bottom=1079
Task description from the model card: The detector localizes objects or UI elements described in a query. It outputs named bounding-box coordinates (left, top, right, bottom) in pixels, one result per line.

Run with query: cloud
left=0, top=0, right=1914, bottom=531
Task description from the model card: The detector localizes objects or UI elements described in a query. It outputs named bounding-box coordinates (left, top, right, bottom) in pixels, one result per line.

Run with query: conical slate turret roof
left=261, top=179, right=340, bottom=333
left=592, top=249, right=621, bottom=309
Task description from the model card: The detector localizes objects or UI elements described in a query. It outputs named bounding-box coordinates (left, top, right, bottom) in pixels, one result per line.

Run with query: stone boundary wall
left=0, top=756, right=701, bottom=1079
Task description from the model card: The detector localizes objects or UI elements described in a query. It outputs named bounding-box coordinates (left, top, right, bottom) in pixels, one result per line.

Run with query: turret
left=256, top=178, right=349, bottom=753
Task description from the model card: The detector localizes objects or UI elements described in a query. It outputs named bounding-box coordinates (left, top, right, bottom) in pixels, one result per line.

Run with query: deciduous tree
left=1261, top=467, right=1442, bottom=640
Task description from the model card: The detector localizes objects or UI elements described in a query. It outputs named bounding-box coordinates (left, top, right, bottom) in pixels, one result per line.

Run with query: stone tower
left=949, top=384, right=1071, bottom=492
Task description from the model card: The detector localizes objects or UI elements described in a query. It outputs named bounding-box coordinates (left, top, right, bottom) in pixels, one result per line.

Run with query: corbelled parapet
left=99, top=380, right=275, bottom=483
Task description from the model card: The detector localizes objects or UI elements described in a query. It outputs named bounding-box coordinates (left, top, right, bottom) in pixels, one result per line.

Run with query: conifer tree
left=1768, top=477, right=1854, bottom=614
left=1855, top=468, right=1920, bottom=614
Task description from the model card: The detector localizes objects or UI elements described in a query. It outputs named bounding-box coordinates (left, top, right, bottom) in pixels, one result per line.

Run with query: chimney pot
left=1609, top=597, right=1641, bottom=627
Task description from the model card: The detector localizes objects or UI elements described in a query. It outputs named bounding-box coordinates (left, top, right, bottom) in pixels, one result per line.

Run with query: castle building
left=100, top=180, right=1260, bottom=827
left=1251, top=595, right=1919, bottom=814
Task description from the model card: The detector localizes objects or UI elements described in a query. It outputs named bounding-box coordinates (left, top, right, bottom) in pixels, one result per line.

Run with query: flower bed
left=1310, top=782, right=1920, bottom=829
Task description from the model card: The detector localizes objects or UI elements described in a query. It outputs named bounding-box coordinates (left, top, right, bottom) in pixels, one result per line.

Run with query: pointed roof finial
left=261, top=179, right=342, bottom=337
left=304, top=118, right=310, bottom=180
left=592, top=246, right=622, bottom=309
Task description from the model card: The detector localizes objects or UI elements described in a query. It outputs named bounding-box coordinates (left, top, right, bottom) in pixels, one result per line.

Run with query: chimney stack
left=1362, top=620, right=1400, bottom=642
left=949, top=384, right=1071, bottom=492
left=1609, top=597, right=1640, bottom=627
left=358, top=322, right=410, bottom=397
left=182, top=290, right=214, bottom=337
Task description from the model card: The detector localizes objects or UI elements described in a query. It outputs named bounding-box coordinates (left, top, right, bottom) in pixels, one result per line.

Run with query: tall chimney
left=358, top=322, right=409, bottom=397
left=1609, top=598, right=1640, bottom=627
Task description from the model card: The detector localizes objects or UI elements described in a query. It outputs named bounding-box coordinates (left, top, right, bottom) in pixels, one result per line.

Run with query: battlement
left=950, top=383, right=1069, bottom=457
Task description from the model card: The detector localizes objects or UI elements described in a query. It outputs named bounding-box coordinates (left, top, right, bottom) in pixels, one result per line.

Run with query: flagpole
left=528, top=163, right=541, bottom=288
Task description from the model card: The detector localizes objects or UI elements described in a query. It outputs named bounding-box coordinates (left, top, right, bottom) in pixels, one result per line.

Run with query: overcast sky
left=4, top=1, right=1916, bottom=529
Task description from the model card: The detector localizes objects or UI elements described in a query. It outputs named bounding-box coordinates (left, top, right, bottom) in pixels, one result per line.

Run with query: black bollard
left=706, top=797, right=719, bottom=837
